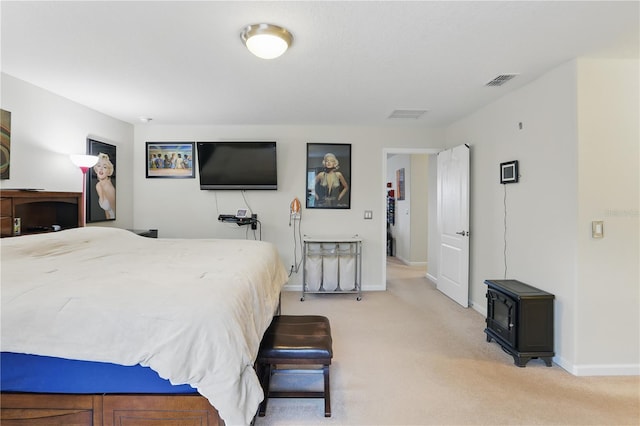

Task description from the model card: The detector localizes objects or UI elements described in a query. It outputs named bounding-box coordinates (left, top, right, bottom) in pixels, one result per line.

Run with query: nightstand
left=128, top=229, right=158, bottom=238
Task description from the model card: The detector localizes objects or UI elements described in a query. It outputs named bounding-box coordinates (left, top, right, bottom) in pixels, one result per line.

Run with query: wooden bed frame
left=0, top=191, right=234, bottom=425
left=1, top=393, right=223, bottom=425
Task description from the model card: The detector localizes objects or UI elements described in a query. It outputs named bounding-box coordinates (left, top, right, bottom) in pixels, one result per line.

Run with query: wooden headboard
left=0, top=190, right=82, bottom=237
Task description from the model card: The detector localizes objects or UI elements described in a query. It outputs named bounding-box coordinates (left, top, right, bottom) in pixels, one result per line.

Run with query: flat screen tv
left=196, top=141, right=278, bottom=190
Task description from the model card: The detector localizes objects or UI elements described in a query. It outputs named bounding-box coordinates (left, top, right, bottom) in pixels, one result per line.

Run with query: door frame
left=381, top=147, right=441, bottom=289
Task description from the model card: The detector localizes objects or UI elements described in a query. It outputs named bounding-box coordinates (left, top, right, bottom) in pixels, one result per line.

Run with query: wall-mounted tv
left=196, top=141, right=277, bottom=190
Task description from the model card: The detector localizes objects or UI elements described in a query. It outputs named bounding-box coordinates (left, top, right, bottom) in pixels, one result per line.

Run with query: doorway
left=382, top=148, right=440, bottom=289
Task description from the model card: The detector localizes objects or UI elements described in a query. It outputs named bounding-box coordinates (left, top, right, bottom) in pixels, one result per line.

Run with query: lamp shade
left=70, top=154, right=99, bottom=169
left=71, top=154, right=98, bottom=174
left=241, top=24, right=292, bottom=59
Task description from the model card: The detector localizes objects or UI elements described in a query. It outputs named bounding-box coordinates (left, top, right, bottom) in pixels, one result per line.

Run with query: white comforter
left=1, top=227, right=288, bottom=425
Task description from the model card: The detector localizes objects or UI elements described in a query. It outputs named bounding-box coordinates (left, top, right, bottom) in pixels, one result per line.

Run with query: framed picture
left=87, top=138, right=117, bottom=223
left=1, top=109, right=11, bottom=179
left=146, top=142, right=195, bottom=178
left=306, top=143, right=351, bottom=209
left=500, top=160, right=519, bottom=184
left=396, top=168, right=405, bottom=200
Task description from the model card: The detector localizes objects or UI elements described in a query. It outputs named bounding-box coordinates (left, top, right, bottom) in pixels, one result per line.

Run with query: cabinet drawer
left=1, top=217, right=13, bottom=237
left=0, top=198, right=12, bottom=217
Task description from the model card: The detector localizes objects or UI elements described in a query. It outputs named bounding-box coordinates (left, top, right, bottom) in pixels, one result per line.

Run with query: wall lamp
left=240, top=23, right=293, bottom=59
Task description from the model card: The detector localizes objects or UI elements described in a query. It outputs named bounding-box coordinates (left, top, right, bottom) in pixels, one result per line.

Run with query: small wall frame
left=500, top=160, right=519, bottom=184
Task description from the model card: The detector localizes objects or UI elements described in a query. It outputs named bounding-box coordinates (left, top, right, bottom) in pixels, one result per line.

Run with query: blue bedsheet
left=1, top=352, right=197, bottom=394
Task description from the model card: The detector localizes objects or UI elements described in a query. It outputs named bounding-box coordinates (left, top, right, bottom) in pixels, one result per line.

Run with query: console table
left=301, top=235, right=362, bottom=301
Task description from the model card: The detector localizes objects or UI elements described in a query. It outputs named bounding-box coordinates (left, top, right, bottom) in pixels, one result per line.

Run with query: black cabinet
left=484, top=279, right=554, bottom=367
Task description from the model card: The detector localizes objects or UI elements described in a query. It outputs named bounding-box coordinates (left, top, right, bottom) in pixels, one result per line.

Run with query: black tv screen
left=196, top=141, right=277, bottom=190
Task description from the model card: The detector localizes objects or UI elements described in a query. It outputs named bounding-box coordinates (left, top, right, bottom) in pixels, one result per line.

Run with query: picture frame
left=1, top=109, right=11, bottom=179
left=146, top=142, right=195, bottom=178
left=86, top=138, right=117, bottom=223
left=500, top=160, right=519, bottom=184
left=396, top=168, right=405, bottom=200
left=306, top=143, right=351, bottom=209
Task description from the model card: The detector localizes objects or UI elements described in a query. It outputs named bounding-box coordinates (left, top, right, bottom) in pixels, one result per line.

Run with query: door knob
left=455, top=231, right=469, bottom=236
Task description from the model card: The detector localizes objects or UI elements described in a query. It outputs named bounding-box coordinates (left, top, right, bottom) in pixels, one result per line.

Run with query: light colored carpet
left=254, top=259, right=639, bottom=425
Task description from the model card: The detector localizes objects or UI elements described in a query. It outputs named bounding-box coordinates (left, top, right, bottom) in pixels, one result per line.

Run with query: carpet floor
left=254, top=259, right=639, bottom=425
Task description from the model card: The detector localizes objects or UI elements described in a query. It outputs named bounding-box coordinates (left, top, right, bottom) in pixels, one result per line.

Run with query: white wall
left=410, top=154, right=428, bottom=264
left=386, top=154, right=411, bottom=262
left=445, top=58, right=639, bottom=375
left=385, top=153, right=429, bottom=266
left=133, top=125, right=445, bottom=291
left=575, top=58, right=639, bottom=374
left=0, top=74, right=134, bottom=228
left=427, top=154, right=439, bottom=282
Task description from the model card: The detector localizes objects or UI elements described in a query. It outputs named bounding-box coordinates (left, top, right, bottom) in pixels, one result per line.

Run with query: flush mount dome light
left=240, top=23, right=293, bottom=59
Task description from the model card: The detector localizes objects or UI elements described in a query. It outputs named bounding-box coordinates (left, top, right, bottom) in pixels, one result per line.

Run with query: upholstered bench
left=257, top=315, right=333, bottom=417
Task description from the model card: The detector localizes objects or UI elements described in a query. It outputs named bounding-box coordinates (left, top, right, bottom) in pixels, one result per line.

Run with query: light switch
left=364, top=210, right=373, bottom=220
left=592, top=221, right=604, bottom=239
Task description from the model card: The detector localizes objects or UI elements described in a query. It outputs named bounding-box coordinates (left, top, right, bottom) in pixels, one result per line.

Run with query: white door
left=436, top=144, right=470, bottom=307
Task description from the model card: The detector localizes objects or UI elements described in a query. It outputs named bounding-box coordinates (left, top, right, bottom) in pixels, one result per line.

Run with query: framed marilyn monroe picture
left=86, top=138, right=117, bottom=223
left=306, top=143, right=351, bottom=209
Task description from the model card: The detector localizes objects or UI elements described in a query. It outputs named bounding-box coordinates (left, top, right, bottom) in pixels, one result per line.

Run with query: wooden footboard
left=1, top=393, right=222, bottom=426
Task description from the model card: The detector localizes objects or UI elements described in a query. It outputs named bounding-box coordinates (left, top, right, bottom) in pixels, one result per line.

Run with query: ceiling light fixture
left=240, top=23, right=293, bottom=59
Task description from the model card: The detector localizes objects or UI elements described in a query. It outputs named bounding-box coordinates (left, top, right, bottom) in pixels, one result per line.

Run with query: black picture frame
left=146, top=142, right=195, bottom=178
left=500, top=160, right=519, bottom=184
left=87, top=138, right=117, bottom=223
left=306, top=143, right=351, bottom=209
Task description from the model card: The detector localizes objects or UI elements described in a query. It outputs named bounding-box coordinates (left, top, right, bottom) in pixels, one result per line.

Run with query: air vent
left=485, top=74, right=518, bottom=87
left=388, top=109, right=427, bottom=119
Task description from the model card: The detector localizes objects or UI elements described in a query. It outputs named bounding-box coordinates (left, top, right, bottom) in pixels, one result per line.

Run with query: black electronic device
left=218, top=213, right=258, bottom=230
left=197, top=141, right=277, bottom=190
left=500, top=160, right=519, bottom=184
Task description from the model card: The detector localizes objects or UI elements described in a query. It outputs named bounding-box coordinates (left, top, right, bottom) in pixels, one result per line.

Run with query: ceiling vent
left=388, top=109, right=427, bottom=119
left=485, top=74, right=518, bottom=87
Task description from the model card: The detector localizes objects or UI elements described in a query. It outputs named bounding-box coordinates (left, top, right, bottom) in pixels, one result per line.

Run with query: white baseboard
left=470, top=300, right=487, bottom=317
left=393, top=257, right=427, bottom=268
left=519, top=354, right=640, bottom=377
left=569, top=363, right=640, bottom=376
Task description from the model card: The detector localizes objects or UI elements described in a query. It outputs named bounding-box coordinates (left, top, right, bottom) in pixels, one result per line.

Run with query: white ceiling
left=1, top=1, right=638, bottom=127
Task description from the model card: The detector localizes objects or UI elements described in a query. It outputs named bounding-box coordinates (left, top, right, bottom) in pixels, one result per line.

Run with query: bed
left=1, top=226, right=289, bottom=425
